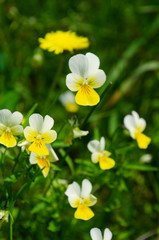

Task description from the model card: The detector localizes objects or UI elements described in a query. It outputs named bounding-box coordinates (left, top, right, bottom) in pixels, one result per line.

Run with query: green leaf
left=123, top=163, right=158, bottom=171
left=4, top=174, right=17, bottom=183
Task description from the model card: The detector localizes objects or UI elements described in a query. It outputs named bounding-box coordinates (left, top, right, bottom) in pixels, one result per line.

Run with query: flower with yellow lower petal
left=65, top=179, right=97, bottom=221
left=124, top=111, right=151, bottom=149
left=29, top=144, right=58, bottom=178
left=87, top=137, right=115, bottom=170
left=38, top=31, right=89, bottom=54
left=59, top=91, right=79, bottom=113
left=24, top=114, right=57, bottom=156
left=66, top=52, right=106, bottom=106
left=0, top=109, right=23, bottom=148
left=90, top=227, right=112, bottom=240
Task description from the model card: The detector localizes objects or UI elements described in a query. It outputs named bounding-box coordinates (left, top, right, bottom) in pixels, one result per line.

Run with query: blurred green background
left=0, top=0, right=159, bottom=239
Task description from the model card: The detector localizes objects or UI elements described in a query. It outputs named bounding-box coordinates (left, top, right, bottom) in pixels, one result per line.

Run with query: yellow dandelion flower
left=38, top=30, right=89, bottom=54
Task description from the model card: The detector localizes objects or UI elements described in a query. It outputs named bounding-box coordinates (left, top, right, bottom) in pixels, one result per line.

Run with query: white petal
left=68, top=194, right=81, bottom=208
left=46, top=144, right=59, bottom=162
left=86, top=53, right=100, bottom=76
left=132, top=111, right=140, bottom=124
left=29, top=152, right=38, bottom=164
left=41, top=115, right=54, bottom=133
left=29, top=113, right=43, bottom=132
left=0, top=123, right=6, bottom=135
left=0, top=109, right=11, bottom=126
left=90, top=228, right=102, bottom=240
left=91, top=152, right=101, bottom=163
left=138, top=118, right=146, bottom=132
left=69, top=54, right=88, bottom=77
left=104, top=228, right=112, bottom=240
left=81, top=179, right=92, bottom=198
left=9, top=111, right=23, bottom=126
left=124, top=115, right=136, bottom=133
left=66, top=73, right=84, bottom=91
left=87, top=140, right=100, bottom=153
left=59, top=91, right=76, bottom=105
left=99, top=137, right=105, bottom=151
left=65, top=181, right=80, bottom=198
left=87, top=70, right=106, bottom=89
left=73, top=127, right=89, bottom=139
left=10, top=125, right=23, bottom=135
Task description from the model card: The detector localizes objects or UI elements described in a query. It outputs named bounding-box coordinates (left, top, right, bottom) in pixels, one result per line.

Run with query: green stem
left=80, top=82, right=112, bottom=128
left=9, top=185, right=13, bottom=240
left=1, top=147, right=7, bottom=177
left=44, top=55, right=65, bottom=113
left=12, top=148, right=21, bottom=173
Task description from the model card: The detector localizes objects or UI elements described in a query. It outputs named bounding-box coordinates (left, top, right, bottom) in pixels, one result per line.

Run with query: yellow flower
left=59, top=91, right=79, bottom=113
left=0, top=109, right=23, bottom=148
left=38, top=31, right=89, bottom=54
left=29, top=144, right=59, bottom=178
left=65, top=179, right=97, bottom=221
left=124, top=111, right=151, bottom=149
left=66, top=53, right=106, bottom=106
left=87, top=137, right=115, bottom=170
left=24, top=113, right=57, bottom=156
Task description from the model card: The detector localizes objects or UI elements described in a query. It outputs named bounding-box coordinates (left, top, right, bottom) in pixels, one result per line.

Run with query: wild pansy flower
left=59, top=91, right=79, bottom=113
left=29, top=144, right=58, bottom=178
left=124, top=111, right=151, bottom=149
left=66, top=53, right=106, bottom=106
left=0, top=109, right=23, bottom=148
left=73, top=127, right=89, bottom=139
left=65, top=179, right=97, bottom=220
left=39, top=30, right=89, bottom=54
left=87, top=137, right=115, bottom=170
left=90, top=227, right=112, bottom=240
left=24, top=113, right=57, bottom=156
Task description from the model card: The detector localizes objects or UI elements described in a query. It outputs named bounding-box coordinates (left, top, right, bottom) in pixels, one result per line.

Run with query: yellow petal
left=75, top=85, right=100, bottom=106
left=99, top=156, right=115, bottom=170
left=0, top=132, right=16, bottom=148
left=74, top=204, right=94, bottom=220
left=28, top=140, right=49, bottom=156
left=24, top=127, right=38, bottom=142
left=135, top=132, right=151, bottom=149
left=37, top=158, right=50, bottom=177
left=65, top=103, right=79, bottom=113
left=41, top=130, right=57, bottom=144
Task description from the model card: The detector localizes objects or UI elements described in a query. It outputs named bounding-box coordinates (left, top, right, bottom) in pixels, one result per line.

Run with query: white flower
left=65, top=179, right=97, bottom=220
left=59, top=91, right=79, bottom=112
left=66, top=52, right=106, bottom=106
left=140, top=154, right=152, bottom=163
left=73, top=127, right=89, bottom=139
left=0, top=109, right=23, bottom=148
left=24, top=113, right=57, bottom=156
left=29, top=144, right=59, bottom=177
left=87, top=137, right=115, bottom=170
left=90, top=227, right=112, bottom=240
left=0, top=210, right=9, bottom=222
left=124, top=111, right=151, bottom=149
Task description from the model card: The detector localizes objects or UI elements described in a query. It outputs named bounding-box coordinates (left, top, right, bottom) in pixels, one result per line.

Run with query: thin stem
left=12, top=148, right=21, bottom=173
left=44, top=55, right=65, bottom=113
left=80, top=82, right=112, bottom=128
left=1, top=147, right=7, bottom=177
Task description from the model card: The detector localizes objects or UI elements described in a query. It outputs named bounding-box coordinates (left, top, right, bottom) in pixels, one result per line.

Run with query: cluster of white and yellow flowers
left=124, top=111, right=151, bottom=149
left=66, top=52, right=106, bottom=106
left=0, top=109, right=23, bottom=148
left=65, top=179, right=97, bottom=220
left=88, top=137, right=115, bottom=170
left=90, top=227, right=112, bottom=240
